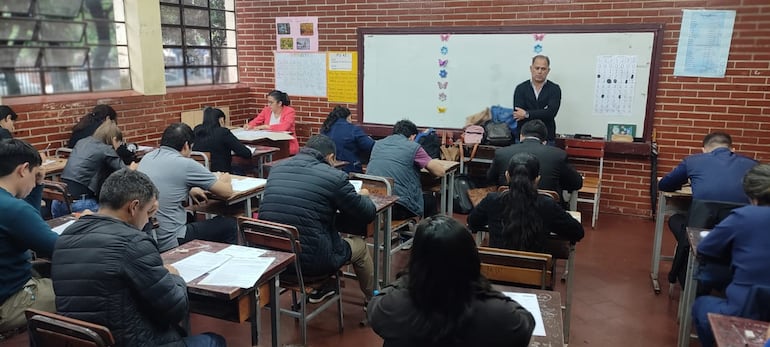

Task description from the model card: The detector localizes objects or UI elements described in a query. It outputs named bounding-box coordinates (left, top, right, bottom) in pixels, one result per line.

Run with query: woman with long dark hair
left=468, top=152, right=583, bottom=252
left=245, top=90, right=299, bottom=155
left=68, top=104, right=135, bottom=164
left=193, top=107, right=252, bottom=173
left=368, top=215, right=535, bottom=347
left=320, top=106, right=374, bottom=173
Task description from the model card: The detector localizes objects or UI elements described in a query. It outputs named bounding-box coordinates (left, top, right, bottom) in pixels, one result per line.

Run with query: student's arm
left=224, top=129, right=252, bottom=159
left=186, top=160, right=233, bottom=198
left=467, top=194, right=493, bottom=231
left=247, top=107, right=270, bottom=128
left=527, top=84, right=561, bottom=121
left=697, top=212, right=739, bottom=261
left=560, top=158, right=583, bottom=191
left=266, top=107, right=295, bottom=132
left=658, top=160, right=689, bottom=192
left=334, top=178, right=376, bottom=225
left=7, top=193, right=58, bottom=257
left=23, top=184, right=44, bottom=213
left=208, top=173, right=233, bottom=199
left=124, top=235, right=188, bottom=325
left=354, top=126, right=376, bottom=153
left=105, top=147, right=127, bottom=171
left=541, top=198, right=584, bottom=242
left=425, top=159, right=446, bottom=177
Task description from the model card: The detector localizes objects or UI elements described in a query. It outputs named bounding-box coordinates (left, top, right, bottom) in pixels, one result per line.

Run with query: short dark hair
left=305, top=134, right=336, bottom=157
left=743, top=164, right=770, bottom=206
left=160, top=122, right=194, bottom=151
left=267, top=90, right=291, bottom=107
left=703, top=132, right=732, bottom=148
left=532, top=54, right=550, bottom=66
left=99, top=169, right=159, bottom=210
left=520, top=119, right=547, bottom=140
left=0, top=105, right=18, bottom=121
left=393, top=119, right=418, bottom=137
left=0, top=138, right=42, bottom=177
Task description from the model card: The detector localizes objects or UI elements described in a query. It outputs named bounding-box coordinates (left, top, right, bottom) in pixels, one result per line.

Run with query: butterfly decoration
left=439, top=70, right=448, bottom=78
left=438, top=59, right=448, bottom=67
left=437, top=81, right=448, bottom=89
left=437, top=106, right=447, bottom=113
left=440, top=46, right=448, bottom=55
left=534, top=44, right=543, bottom=54
left=440, top=34, right=451, bottom=41
left=533, top=33, right=545, bottom=41
left=438, top=93, right=447, bottom=101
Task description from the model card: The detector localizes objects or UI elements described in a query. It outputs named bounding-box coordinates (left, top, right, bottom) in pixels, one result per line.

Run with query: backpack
left=453, top=173, right=475, bottom=214
left=463, top=125, right=485, bottom=145
left=490, top=105, right=517, bottom=133
left=483, top=120, right=513, bottom=146
left=416, top=128, right=441, bottom=159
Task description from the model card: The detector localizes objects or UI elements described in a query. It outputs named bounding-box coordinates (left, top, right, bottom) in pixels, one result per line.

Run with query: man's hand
left=216, top=172, right=232, bottom=184
left=189, top=187, right=208, bottom=205
left=255, top=125, right=269, bottom=130
left=359, top=188, right=370, bottom=196
left=513, top=107, right=528, bottom=121
left=165, top=264, right=180, bottom=276
left=129, top=161, right=139, bottom=170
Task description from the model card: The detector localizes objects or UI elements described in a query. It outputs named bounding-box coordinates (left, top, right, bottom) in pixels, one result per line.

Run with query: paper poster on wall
left=674, top=10, right=735, bottom=78
left=275, top=17, right=319, bottom=52
left=274, top=52, right=326, bottom=97
left=327, top=52, right=358, bottom=103
left=593, top=55, right=637, bottom=116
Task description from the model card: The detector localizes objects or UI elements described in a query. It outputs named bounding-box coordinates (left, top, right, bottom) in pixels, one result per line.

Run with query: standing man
left=513, top=55, right=561, bottom=144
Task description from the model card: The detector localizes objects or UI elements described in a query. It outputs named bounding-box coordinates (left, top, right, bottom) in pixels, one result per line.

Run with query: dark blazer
left=321, top=118, right=375, bottom=173
left=487, top=138, right=583, bottom=193
left=193, top=125, right=252, bottom=173
left=513, top=80, right=561, bottom=141
left=0, top=127, right=12, bottom=139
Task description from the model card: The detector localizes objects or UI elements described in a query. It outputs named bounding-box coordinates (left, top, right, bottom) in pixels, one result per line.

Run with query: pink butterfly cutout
left=438, top=59, right=448, bottom=67
left=437, top=81, right=448, bottom=89
left=533, top=33, right=545, bottom=41
left=440, top=34, right=450, bottom=41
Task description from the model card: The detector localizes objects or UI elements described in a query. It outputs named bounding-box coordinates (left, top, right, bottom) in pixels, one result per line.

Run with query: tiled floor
left=5, top=211, right=697, bottom=346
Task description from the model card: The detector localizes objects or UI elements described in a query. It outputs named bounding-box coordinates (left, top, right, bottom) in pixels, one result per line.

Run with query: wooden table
left=161, top=240, right=295, bottom=347
left=708, top=313, right=769, bottom=347
left=46, top=214, right=76, bottom=229
left=192, top=175, right=267, bottom=217
left=231, top=145, right=281, bottom=178
left=494, top=285, right=565, bottom=347
left=421, top=159, right=460, bottom=215
left=368, top=194, right=399, bottom=287
left=42, top=158, right=67, bottom=179
left=650, top=186, right=692, bottom=294
left=677, top=226, right=709, bottom=347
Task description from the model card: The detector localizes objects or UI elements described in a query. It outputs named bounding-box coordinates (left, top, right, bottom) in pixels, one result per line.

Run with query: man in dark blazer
left=513, top=55, right=561, bottom=143
left=487, top=120, right=583, bottom=196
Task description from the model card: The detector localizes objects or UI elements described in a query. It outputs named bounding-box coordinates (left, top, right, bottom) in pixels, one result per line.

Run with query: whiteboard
left=274, top=52, right=327, bottom=97
left=361, top=30, right=658, bottom=138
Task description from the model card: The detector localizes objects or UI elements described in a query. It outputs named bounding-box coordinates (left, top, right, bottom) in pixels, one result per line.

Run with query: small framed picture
left=606, top=123, right=636, bottom=142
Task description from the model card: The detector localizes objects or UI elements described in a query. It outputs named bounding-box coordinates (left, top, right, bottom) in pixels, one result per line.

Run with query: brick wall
left=4, top=1, right=768, bottom=218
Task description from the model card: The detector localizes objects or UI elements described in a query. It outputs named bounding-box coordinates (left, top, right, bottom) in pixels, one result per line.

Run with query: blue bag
left=490, top=105, right=517, bottom=133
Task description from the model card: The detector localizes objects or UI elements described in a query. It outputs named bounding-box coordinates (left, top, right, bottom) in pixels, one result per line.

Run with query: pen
left=43, top=143, right=51, bottom=156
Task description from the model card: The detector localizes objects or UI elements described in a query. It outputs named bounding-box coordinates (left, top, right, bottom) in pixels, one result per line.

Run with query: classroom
left=1, top=0, right=769, bottom=346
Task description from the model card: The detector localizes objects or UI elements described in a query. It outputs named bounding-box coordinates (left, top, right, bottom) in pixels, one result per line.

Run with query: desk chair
left=25, top=308, right=115, bottom=347
left=190, top=151, right=211, bottom=170
left=55, top=147, right=73, bottom=158
left=564, top=139, right=605, bottom=228
left=478, top=246, right=554, bottom=289
left=42, top=180, right=73, bottom=219
left=239, top=218, right=343, bottom=346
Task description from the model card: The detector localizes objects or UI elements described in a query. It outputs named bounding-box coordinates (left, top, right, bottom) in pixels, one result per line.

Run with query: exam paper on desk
left=231, top=129, right=294, bottom=142
left=503, top=292, right=546, bottom=336
left=216, top=244, right=267, bottom=260
left=172, top=251, right=232, bottom=283
left=198, top=257, right=275, bottom=288
left=231, top=177, right=267, bottom=192
left=52, top=220, right=76, bottom=235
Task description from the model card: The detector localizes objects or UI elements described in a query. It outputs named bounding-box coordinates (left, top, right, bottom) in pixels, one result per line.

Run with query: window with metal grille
left=160, top=0, right=237, bottom=86
left=0, top=0, right=130, bottom=96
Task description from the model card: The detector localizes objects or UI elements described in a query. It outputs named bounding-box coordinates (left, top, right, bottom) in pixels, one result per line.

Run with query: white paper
left=329, top=52, right=354, bottom=71
left=231, top=129, right=295, bottom=142
left=137, top=145, right=154, bottom=152
left=231, top=177, right=267, bottom=192
left=43, top=159, right=57, bottom=166
left=199, top=257, right=275, bottom=288
left=216, top=245, right=267, bottom=260
left=674, top=10, right=736, bottom=77
left=171, top=251, right=232, bottom=283
left=51, top=220, right=75, bottom=235
left=700, top=231, right=710, bottom=238
left=504, top=292, right=546, bottom=336
left=349, top=180, right=362, bottom=193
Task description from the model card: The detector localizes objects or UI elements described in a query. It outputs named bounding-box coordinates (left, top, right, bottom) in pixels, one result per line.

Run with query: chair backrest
left=349, top=173, right=394, bottom=196
left=42, top=180, right=73, bottom=214
left=740, top=284, right=770, bottom=322
left=688, top=199, right=745, bottom=229
left=190, top=151, right=211, bottom=170
left=537, top=189, right=560, bottom=202
left=25, top=309, right=115, bottom=347
left=564, top=139, right=605, bottom=159
left=239, top=217, right=305, bottom=284
left=478, top=246, right=554, bottom=289
left=55, top=147, right=73, bottom=158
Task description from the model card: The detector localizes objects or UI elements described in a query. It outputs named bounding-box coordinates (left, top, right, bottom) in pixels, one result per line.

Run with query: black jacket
left=487, top=138, right=583, bottom=193
left=0, top=127, right=11, bottom=139
left=258, top=148, right=376, bottom=276
left=513, top=79, right=561, bottom=141
left=52, top=215, right=189, bottom=347
left=193, top=126, right=252, bottom=173
left=68, top=123, right=135, bottom=164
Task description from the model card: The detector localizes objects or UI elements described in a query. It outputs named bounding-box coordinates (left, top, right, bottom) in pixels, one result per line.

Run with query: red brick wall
left=4, top=1, right=769, bottom=218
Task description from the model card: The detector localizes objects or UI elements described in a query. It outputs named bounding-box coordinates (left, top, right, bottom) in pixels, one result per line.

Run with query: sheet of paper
left=700, top=231, right=710, bottom=238
left=674, top=10, right=736, bottom=77
left=216, top=245, right=267, bottom=260
left=504, top=292, right=546, bottom=336
left=231, top=129, right=295, bottom=142
left=349, top=180, right=362, bottom=193
left=137, top=145, right=154, bottom=152
left=231, top=145, right=257, bottom=155
left=171, top=251, right=231, bottom=283
left=51, top=220, right=75, bottom=235
left=43, top=159, right=57, bottom=166
left=231, top=177, right=267, bottom=192
left=199, top=257, right=275, bottom=288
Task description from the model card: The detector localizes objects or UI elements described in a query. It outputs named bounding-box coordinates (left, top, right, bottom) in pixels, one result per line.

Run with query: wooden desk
left=42, top=158, right=67, bottom=179
left=421, top=159, right=460, bottom=215
left=677, top=226, right=709, bottom=347
left=650, top=186, right=692, bottom=294
left=493, top=285, right=565, bottom=347
left=231, top=145, right=281, bottom=178
left=708, top=313, right=770, bottom=347
left=161, top=240, right=294, bottom=347
left=368, top=194, right=399, bottom=287
left=46, top=214, right=76, bottom=229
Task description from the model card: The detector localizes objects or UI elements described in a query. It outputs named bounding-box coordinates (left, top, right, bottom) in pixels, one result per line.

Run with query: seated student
left=138, top=123, right=236, bottom=252
left=468, top=152, right=584, bottom=252
left=258, top=135, right=376, bottom=304
left=245, top=90, right=299, bottom=155
left=691, top=164, right=770, bottom=347
left=52, top=169, right=226, bottom=347
left=367, top=119, right=446, bottom=220
left=68, top=104, right=135, bottom=164
left=368, top=215, right=535, bottom=347
left=0, top=139, right=57, bottom=333
left=0, top=105, right=18, bottom=139
left=320, top=106, right=375, bottom=173
left=193, top=107, right=252, bottom=173
left=51, top=121, right=134, bottom=217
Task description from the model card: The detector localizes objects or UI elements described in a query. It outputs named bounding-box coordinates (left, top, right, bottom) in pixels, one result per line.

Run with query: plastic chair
left=55, top=147, right=73, bottom=158
left=239, top=218, right=343, bottom=346
left=564, top=139, right=605, bottom=228
left=25, top=308, right=115, bottom=347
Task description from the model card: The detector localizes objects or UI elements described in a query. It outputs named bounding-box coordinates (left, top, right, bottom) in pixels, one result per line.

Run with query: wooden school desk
left=677, top=226, right=708, bottom=347
left=42, top=158, right=67, bottom=180
left=161, top=240, right=294, bottom=347
left=650, top=185, right=692, bottom=294
left=231, top=145, right=280, bottom=177
left=421, top=159, right=460, bottom=215
left=368, top=193, right=399, bottom=287
left=493, top=285, right=565, bottom=347
left=708, top=313, right=770, bottom=347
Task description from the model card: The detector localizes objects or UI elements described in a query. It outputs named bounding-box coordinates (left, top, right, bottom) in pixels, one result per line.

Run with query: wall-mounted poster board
left=358, top=24, right=663, bottom=140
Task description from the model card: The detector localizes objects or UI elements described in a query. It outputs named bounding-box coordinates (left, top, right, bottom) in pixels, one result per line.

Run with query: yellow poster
left=326, top=52, right=357, bottom=103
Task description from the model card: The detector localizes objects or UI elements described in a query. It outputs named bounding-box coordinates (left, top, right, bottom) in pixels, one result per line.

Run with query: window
left=160, top=0, right=238, bottom=86
left=0, top=0, right=130, bottom=96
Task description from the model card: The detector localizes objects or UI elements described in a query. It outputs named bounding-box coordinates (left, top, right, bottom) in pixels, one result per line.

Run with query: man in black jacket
left=52, top=169, right=226, bottom=347
left=259, top=135, right=377, bottom=304
left=513, top=55, right=561, bottom=143
left=0, top=106, right=18, bottom=140
left=487, top=120, right=582, bottom=196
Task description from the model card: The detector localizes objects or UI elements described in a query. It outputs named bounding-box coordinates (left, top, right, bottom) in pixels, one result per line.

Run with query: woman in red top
left=246, top=90, right=299, bottom=155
